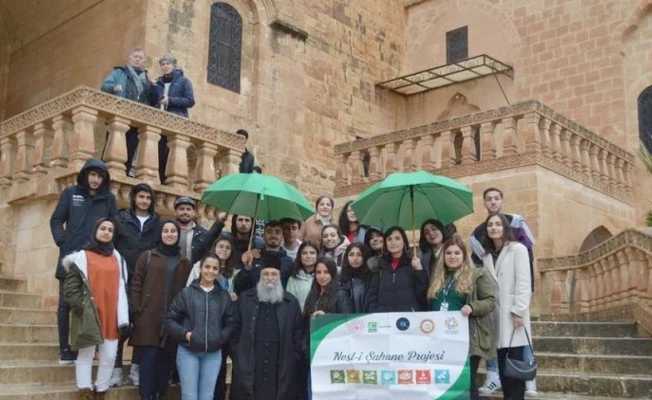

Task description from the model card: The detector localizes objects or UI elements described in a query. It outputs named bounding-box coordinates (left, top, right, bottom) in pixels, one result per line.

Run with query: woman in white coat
left=481, top=213, right=532, bottom=400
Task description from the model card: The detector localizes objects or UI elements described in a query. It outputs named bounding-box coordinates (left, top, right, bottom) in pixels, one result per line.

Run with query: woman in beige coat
left=481, top=213, right=532, bottom=400
left=300, top=195, right=335, bottom=246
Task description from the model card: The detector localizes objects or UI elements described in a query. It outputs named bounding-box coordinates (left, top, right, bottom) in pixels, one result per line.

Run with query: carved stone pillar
left=368, top=146, right=382, bottom=180
left=14, top=130, right=33, bottom=183
left=50, top=115, right=71, bottom=168
left=539, top=118, right=552, bottom=158
left=549, top=124, right=562, bottom=163
left=32, top=122, right=53, bottom=176
left=224, top=148, right=241, bottom=175
left=0, top=137, right=15, bottom=188
left=385, top=142, right=401, bottom=173
left=439, top=130, right=455, bottom=168
left=622, top=161, right=632, bottom=195
left=502, top=117, right=518, bottom=156
left=104, top=116, right=131, bottom=178
left=570, top=134, right=583, bottom=172
left=195, top=142, right=219, bottom=192
left=480, top=122, right=496, bottom=160
left=165, top=135, right=192, bottom=189
left=351, top=150, right=365, bottom=184
left=579, top=139, right=591, bottom=178
left=606, top=153, right=616, bottom=190
left=597, top=149, right=609, bottom=186
left=589, top=145, right=601, bottom=184
left=614, top=158, right=625, bottom=191
left=335, top=153, right=350, bottom=187
left=135, top=126, right=162, bottom=183
left=405, top=138, right=420, bottom=171
left=559, top=129, right=571, bottom=167
left=70, top=107, right=98, bottom=171
left=460, top=126, right=475, bottom=165
left=521, top=112, right=541, bottom=154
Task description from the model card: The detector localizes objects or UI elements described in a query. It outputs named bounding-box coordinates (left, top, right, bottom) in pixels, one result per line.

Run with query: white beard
left=256, top=279, right=284, bottom=304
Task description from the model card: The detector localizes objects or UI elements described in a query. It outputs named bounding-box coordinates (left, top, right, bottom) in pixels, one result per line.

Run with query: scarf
left=126, top=65, right=145, bottom=97
left=85, top=218, right=115, bottom=256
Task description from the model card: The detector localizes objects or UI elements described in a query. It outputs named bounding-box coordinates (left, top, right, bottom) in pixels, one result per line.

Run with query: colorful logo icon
left=420, top=319, right=435, bottom=334
left=346, top=369, right=361, bottom=384
left=435, top=369, right=450, bottom=384
left=330, top=370, right=345, bottom=384
left=348, top=320, right=364, bottom=333
left=368, top=321, right=378, bottom=333
left=396, top=317, right=410, bottom=331
left=398, top=369, right=414, bottom=384
left=362, top=370, right=378, bottom=384
left=381, top=370, right=396, bottom=385
left=416, top=369, right=432, bottom=384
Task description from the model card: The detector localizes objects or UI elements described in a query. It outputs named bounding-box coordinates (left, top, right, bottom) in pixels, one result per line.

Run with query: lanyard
left=441, top=275, right=456, bottom=301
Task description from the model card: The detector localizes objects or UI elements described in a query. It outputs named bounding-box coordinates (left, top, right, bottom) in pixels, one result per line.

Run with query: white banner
left=310, top=311, right=470, bottom=400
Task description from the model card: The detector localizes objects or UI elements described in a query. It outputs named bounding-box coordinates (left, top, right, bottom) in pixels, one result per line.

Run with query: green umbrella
left=201, top=173, right=314, bottom=248
left=351, top=170, right=473, bottom=249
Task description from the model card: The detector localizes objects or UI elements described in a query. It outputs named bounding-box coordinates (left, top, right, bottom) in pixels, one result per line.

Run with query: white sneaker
left=109, top=367, right=123, bottom=387
left=129, top=363, right=139, bottom=386
left=525, top=379, right=538, bottom=396
left=478, top=371, right=502, bottom=394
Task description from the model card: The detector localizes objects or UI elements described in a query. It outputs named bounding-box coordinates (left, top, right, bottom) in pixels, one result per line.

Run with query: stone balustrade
left=539, top=229, right=652, bottom=327
left=0, top=86, right=244, bottom=218
left=334, top=100, right=634, bottom=202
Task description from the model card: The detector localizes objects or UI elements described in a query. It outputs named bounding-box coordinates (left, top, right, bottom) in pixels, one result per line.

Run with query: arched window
left=207, top=2, right=242, bottom=93
left=638, top=85, right=652, bottom=154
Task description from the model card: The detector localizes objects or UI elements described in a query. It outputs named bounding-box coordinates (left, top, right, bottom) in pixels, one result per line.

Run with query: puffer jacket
left=366, top=256, right=429, bottom=312
left=150, top=69, right=195, bottom=117
left=165, top=280, right=235, bottom=353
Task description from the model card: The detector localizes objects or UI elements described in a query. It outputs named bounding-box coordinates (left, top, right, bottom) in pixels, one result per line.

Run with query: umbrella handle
left=248, top=194, right=260, bottom=252
left=410, top=186, right=417, bottom=259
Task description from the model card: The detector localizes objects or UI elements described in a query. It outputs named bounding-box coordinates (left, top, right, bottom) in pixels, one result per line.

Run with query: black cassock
left=254, top=302, right=280, bottom=400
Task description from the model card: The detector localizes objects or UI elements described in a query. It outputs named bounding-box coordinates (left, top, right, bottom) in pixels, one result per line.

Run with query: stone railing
left=334, top=100, right=634, bottom=201
left=0, top=86, right=244, bottom=218
left=539, top=229, right=652, bottom=327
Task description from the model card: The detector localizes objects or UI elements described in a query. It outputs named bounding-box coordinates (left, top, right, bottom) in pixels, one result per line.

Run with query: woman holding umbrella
left=366, top=227, right=429, bottom=312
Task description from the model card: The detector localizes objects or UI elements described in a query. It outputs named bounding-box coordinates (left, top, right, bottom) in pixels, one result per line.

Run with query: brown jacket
left=299, top=215, right=330, bottom=247
left=129, top=249, right=191, bottom=347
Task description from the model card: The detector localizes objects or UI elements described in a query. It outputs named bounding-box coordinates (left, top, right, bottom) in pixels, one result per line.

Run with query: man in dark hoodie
left=101, top=48, right=154, bottom=176
left=112, top=183, right=161, bottom=386
left=50, top=159, right=117, bottom=364
left=150, top=53, right=195, bottom=183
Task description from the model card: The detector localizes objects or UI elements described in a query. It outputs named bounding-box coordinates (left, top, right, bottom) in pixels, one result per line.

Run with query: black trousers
left=139, top=346, right=175, bottom=399
left=497, top=346, right=526, bottom=400
left=124, top=128, right=168, bottom=184
left=469, top=355, right=481, bottom=400
left=57, top=279, right=71, bottom=353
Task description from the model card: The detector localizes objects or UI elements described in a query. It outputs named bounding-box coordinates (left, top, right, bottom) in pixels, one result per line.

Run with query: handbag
left=504, top=326, right=538, bottom=381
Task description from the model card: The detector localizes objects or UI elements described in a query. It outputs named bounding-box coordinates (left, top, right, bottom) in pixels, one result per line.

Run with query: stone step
left=478, top=370, right=652, bottom=398
left=0, top=362, right=77, bottom=385
left=482, top=393, right=650, bottom=400
left=0, top=343, right=59, bottom=361
left=0, top=275, right=26, bottom=291
left=0, top=383, right=180, bottom=399
left=0, top=306, right=56, bottom=324
left=532, top=321, right=641, bottom=338
left=0, top=290, right=42, bottom=309
left=537, top=352, right=652, bottom=375
left=0, top=324, right=57, bottom=343
left=534, top=336, right=652, bottom=356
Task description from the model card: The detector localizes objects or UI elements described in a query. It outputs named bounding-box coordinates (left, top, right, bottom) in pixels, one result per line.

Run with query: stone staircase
left=1, top=271, right=651, bottom=399
left=483, top=320, right=652, bottom=399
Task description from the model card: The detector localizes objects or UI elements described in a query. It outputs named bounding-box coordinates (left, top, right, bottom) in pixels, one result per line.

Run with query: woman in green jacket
left=62, top=218, right=129, bottom=400
left=427, top=235, right=496, bottom=400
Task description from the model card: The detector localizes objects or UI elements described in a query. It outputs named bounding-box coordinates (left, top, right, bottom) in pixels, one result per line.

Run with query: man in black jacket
left=174, top=196, right=227, bottom=264
left=112, top=182, right=160, bottom=385
left=50, top=159, right=117, bottom=364
left=237, top=129, right=255, bottom=173
left=230, top=253, right=304, bottom=400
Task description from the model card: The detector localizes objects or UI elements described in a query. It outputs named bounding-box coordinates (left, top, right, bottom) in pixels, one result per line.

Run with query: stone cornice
left=0, top=86, right=245, bottom=152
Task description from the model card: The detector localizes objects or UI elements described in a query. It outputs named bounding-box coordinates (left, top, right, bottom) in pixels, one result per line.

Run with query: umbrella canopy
left=201, top=173, right=314, bottom=222
left=351, top=170, right=473, bottom=230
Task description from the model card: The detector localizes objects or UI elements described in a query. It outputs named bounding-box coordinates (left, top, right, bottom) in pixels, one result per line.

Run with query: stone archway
left=579, top=226, right=613, bottom=253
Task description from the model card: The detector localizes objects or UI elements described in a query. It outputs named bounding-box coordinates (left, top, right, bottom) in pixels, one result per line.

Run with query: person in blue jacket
left=50, top=159, right=117, bottom=364
left=150, top=54, right=195, bottom=183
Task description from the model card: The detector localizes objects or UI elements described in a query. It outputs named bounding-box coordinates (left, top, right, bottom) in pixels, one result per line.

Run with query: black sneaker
left=59, top=349, right=77, bottom=365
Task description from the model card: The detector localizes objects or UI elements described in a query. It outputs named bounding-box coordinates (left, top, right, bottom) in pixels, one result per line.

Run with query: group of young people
left=50, top=157, right=535, bottom=400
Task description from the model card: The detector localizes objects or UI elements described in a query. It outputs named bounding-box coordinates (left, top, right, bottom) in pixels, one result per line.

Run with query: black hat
left=174, top=196, right=196, bottom=209
left=259, top=252, right=282, bottom=272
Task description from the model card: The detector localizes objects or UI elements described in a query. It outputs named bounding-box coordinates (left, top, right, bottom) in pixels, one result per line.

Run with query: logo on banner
left=367, top=321, right=378, bottom=333
left=419, top=319, right=435, bottom=334
left=381, top=370, right=396, bottom=385
left=398, top=369, right=414, bottom=384
left=435, top=369, right=450, bottom=384
left=396, top=317, right=410, bottom=331
left=348, top=320, right=364, bottom=333
left=444, top=316, right=459, bottom=334
left=346, top=369, right=362, bottom=384
left=330, top=370, right=345, bottom=384
left=363, top=370, right=378, bottom=384
left=416, top=369, right=432, bottom=384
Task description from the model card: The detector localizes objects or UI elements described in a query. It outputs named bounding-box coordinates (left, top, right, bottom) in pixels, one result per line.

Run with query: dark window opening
left=208, top=2, right=243, bottom=93
left=446, top=26, right=468, bottom=64
left=638, top=85, right=652, bottom=154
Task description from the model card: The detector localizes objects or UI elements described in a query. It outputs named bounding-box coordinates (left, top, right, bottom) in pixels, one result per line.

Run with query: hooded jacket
left=50, top=159, right=117, bottom=279
left=166, top=280, right=235, bottom=353
left=62, top=249, right=129, bottom=350
left=150, top=69, right=195, bottom=117
left=115, top=184, right=161, bottom=276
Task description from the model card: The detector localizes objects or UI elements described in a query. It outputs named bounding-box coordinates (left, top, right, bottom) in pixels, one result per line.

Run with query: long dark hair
left=291, top=241, right=320, bottom=277
left=382, top=226, right=411, bottom=265
left=481, top=213, right=515, bottom=253
left=338, top=200, right=357, bottom=235
left=364, top=227, right=384, bottom=256
left=304, top=257, right=339, bottom=317
left=340, top=242, right=370, bottom=282
left=210, top=237, right=239, bottom=278
left=418, top=219, right=445, bottom=252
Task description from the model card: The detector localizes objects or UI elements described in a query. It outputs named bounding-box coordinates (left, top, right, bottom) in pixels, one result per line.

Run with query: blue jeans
left=177, top=345, right=222, bottom=400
